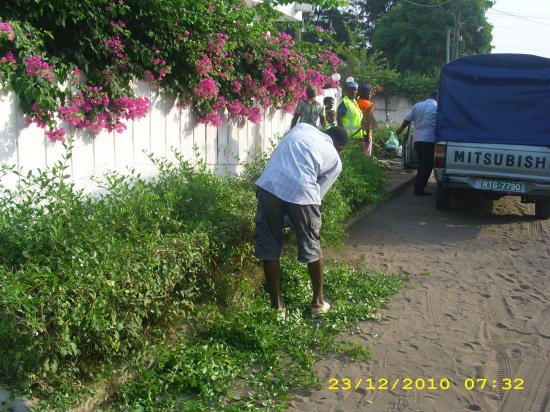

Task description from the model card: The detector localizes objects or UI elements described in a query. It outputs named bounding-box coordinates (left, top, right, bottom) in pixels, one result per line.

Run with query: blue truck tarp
left=436, top=53, right=550, bottom=147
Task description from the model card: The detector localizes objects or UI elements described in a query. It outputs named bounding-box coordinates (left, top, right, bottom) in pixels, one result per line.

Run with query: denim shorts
left=254, top=187, right=322, bottom=263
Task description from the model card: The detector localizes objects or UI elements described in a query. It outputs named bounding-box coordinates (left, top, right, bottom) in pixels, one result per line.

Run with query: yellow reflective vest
left=341, top=96, right=363, bottom=139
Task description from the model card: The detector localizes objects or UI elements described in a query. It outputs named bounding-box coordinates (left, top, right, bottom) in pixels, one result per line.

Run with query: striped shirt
left=294, top=100, right=325, bottom=128
left=256, top=123, right=342, bottom=205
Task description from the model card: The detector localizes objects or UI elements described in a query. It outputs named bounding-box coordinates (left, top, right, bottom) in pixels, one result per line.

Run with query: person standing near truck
left=396, top=91, right=438, bottom=196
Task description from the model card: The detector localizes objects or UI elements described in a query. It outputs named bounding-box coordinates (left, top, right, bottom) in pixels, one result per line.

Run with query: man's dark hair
left=306, top=86, right=317, bottom=99
left=325, top=126, right=348, bottom=149
left=323, top=96, right=334, bottom=105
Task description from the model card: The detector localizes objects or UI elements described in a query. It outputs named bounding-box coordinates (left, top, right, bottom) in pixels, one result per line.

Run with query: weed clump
left=110, top=260, right=402, bottom=411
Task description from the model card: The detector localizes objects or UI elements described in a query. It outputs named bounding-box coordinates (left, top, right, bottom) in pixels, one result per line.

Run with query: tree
left=308, top=0, right=397, bottom=48
left=352, top=0, right=399, bottom=44
left=307, top=7, right=366, bottom=48
left=372, top=0, right=493, bottom=74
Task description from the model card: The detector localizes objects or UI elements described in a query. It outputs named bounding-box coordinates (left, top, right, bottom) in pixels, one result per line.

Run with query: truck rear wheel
left=436, top=184, right=451, bottom=210
left=535, top=199, right=550, bottom=219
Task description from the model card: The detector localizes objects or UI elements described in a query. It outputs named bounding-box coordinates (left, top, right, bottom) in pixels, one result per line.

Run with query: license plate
left=480, top=180, right=523, bottom=192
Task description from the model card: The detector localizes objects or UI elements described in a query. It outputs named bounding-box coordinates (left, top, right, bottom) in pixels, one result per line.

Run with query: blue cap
left=359, top=84, right=372, bottom=94
left=346, top=81, right=359, bottom=89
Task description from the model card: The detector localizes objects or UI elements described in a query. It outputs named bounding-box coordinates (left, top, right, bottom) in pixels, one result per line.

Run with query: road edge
left=346, top=168, right=416, bottom=228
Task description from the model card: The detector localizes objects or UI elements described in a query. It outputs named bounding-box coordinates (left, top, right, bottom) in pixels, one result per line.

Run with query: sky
left=487, top=0, right=550, bottom=58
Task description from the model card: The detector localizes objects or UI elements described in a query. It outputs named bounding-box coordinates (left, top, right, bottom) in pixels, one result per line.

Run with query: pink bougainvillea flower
left=233, top=80, right=242, bottom=93
left=104, top=35, right=128, bottom=67
left=23, top=55, right=55, bottom=81
left=198, top=111, right=222, bottom=127
left=0, top=51, right=16, bottom=64
left=246, top=106, right=262, bottom=123
left=144, top=70, right=156, bottom=82
left=0, top=22, right=15, bottom=41
left=195, top=54, right=213, bottom=76
left=226, top=99, right=245, bottom=116
left=319, top=49, right=343, bottom=70
left=45, top=128, right=66, bottom=143
left=57, top=85, right=149, bottom=135
left=27, top=102, right=53, bottom=129
left=193, top=78, right=218, bottom=99
left=110, top=19, right=126, bottom=29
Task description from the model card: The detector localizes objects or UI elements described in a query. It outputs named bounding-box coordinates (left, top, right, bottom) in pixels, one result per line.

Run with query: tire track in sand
left=424, top=284, right=440, bottom=324
left=501, top=359, right=550, bottom=412
left=487, top=287, right=525, bottom=404
left=528, top=219, right=550, bottom=260
left=496, top=347, right=524, bottom=405
left=536, top=306, right=550, bottom=340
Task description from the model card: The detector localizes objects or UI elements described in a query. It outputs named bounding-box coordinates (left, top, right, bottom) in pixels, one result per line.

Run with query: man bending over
left=255, top=123, right=348, bottom=318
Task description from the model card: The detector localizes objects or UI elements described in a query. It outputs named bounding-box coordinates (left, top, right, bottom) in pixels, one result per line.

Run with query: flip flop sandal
left=311, top=301, right=331, bottom=318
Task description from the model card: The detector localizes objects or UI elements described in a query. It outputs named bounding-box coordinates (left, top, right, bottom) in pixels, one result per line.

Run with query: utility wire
left=490, top=8, right=550, bottom=28
left=401, top=0, right=452, bottom=8
left=488, top=11, right=550, bottom=21
left=487, top=10, right=550, bottom=19
left=495, top=44, right=550, bottom=54
left=493, top=24, right=550, bottom=34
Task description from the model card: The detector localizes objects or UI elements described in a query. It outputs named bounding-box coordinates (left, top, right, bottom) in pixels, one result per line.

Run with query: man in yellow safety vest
left=336, top=81, right=363, bottom=141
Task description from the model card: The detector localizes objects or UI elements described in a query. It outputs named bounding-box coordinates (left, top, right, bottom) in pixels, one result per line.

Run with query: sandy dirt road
left=288, top=180, right=550, bottom=412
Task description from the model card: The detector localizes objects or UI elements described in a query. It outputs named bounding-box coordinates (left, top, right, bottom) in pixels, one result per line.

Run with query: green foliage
left=372, top=2, right=452, bottom=74
left=300, top=21, right=437, bottom=102
left=268, top=0, right=347, bottom=8
left=336, top=145, right=388, bottom=212
left=0, top=145, right=255, bottom=394
left=381, top=71, right=440, bottom=103
left=309, top=0, right=399, bottom=48
left=105, top=259, right=402, bottom=410
left=341, top=49, right=397, bottom=87
left=0, top=138, right=389, bottom=405
left=304, top=9, right=365, bottom=49
left=372, top=0, right=493, bottom=74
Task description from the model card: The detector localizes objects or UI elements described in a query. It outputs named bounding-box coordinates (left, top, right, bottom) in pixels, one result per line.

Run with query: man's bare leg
left=308, top=259, right=324, bottom=307
left=263, top=260, right=284, bottom=310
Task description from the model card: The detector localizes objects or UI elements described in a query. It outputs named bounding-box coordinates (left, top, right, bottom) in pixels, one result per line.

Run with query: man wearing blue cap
left=337, top=81, right=363, bottom=142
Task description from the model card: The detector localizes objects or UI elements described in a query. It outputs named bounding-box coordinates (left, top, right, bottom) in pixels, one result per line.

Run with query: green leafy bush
left=335, top=145, right=388, bottom=212
left=108, top=258, right=402, bottom=411
left=0, top=150, right=254, bottom=389
left=0, top=141, right=388, bottom=402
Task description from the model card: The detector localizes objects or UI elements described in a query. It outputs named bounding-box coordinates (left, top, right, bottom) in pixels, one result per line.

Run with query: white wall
left=316, top=90, right=413, bottom=127
left=0, top=82, right=295, bottom=192
left=0, top=85, right=411, bottom=193
left=372, top=95, right=413, bottom=126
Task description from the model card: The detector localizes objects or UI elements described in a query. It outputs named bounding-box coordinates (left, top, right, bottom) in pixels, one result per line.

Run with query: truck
left=434, top=54, right=550, bottom=219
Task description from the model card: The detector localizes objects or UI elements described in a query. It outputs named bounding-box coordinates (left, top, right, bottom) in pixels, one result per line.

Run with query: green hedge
left=0, top=142, right=387, bottom=393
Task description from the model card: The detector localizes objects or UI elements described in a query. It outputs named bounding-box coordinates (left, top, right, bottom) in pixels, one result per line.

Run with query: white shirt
left=256, top=123, right=342, bottom=205
left=406, top=98, right=437, bottom=143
